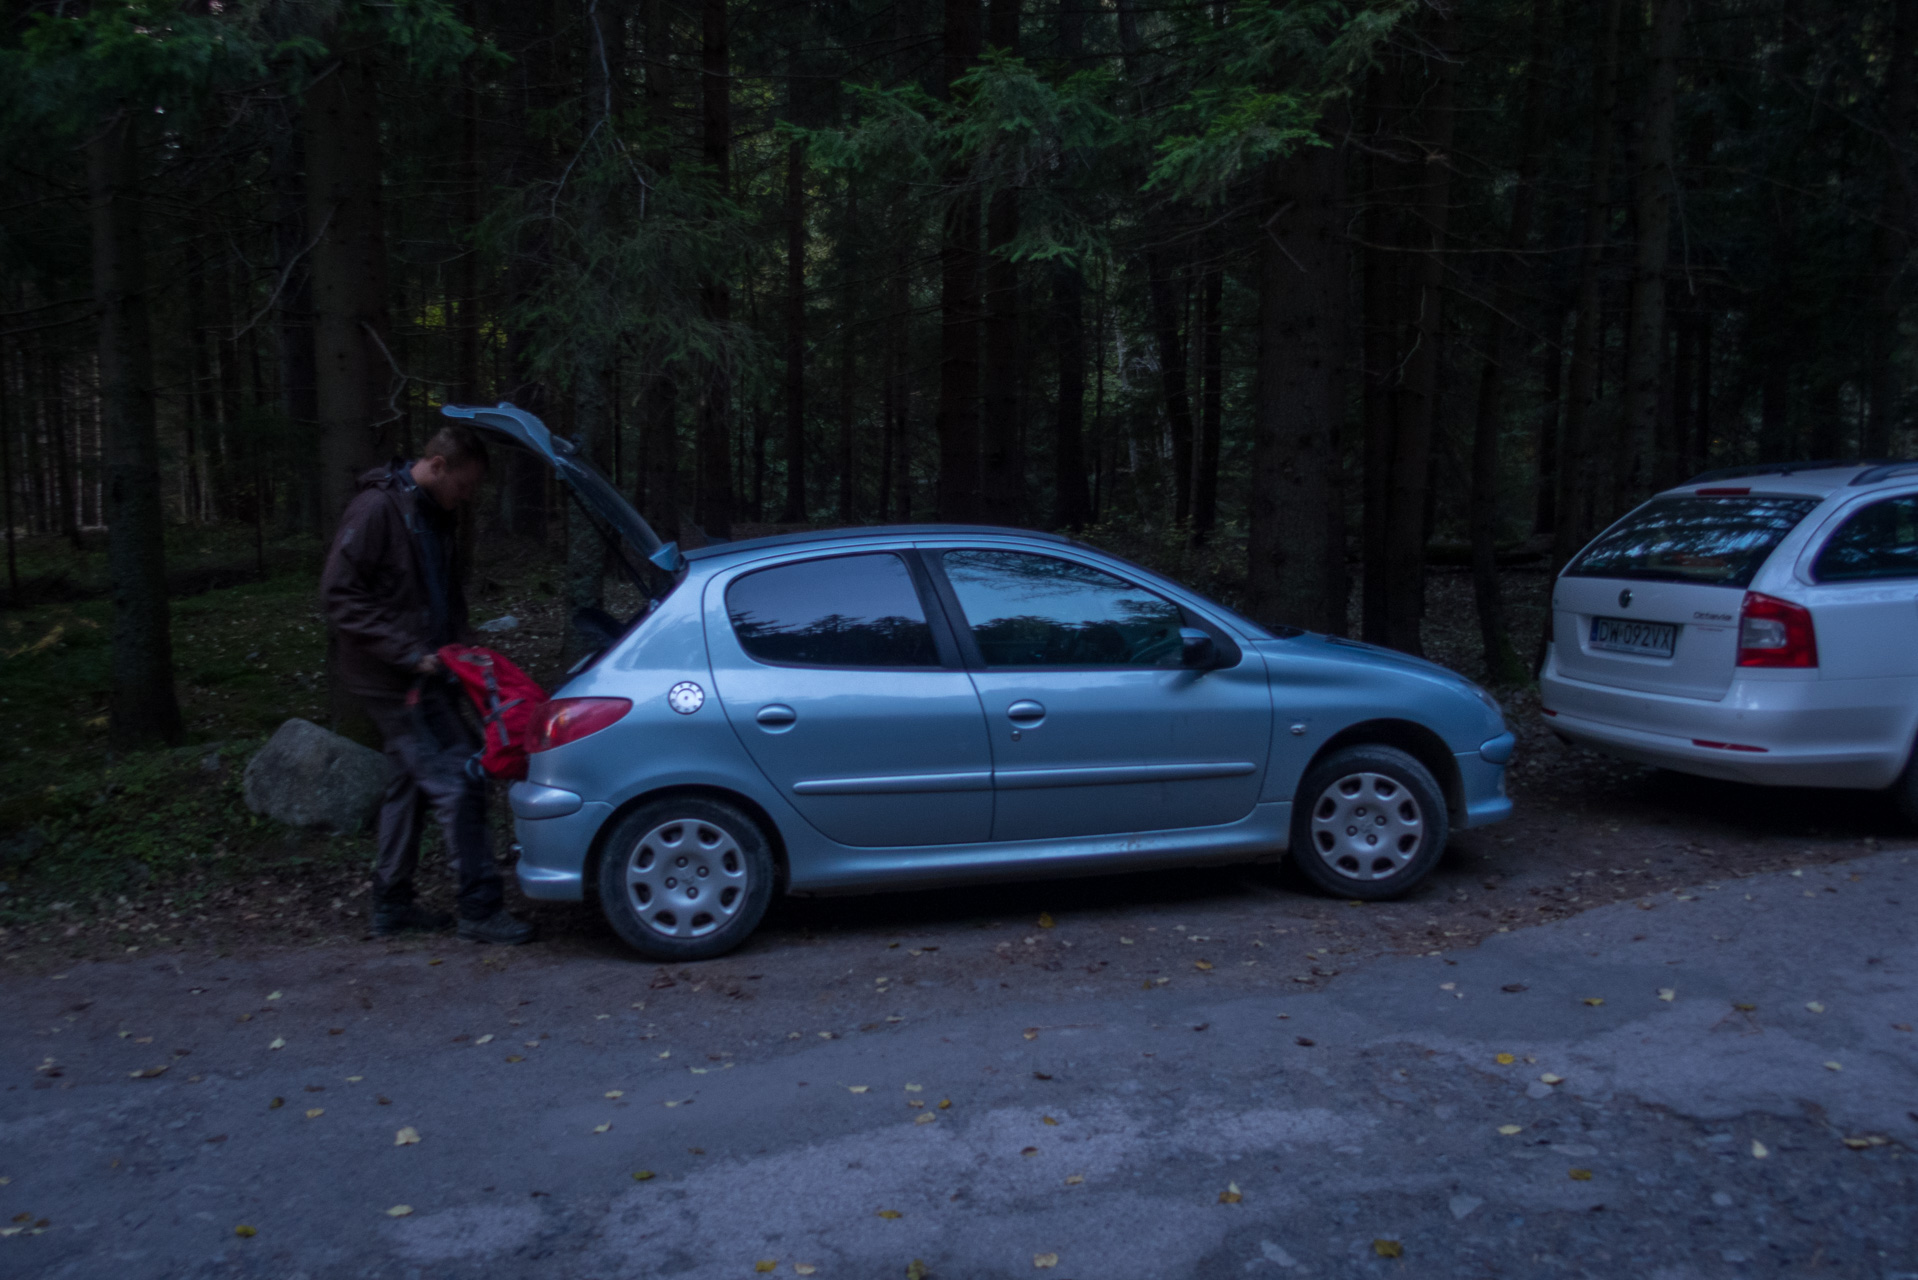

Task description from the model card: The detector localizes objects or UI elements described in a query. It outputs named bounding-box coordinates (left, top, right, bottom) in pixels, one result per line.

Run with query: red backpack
left=437, top=644, right=547, bottom=781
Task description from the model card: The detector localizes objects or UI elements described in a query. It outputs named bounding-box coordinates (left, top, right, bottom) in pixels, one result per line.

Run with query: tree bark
left=1051, top=262, right=1090, bottom=529
left=1866, top=0, right=1915, bottom=457
left=269, top=111, right=319, bottom=533
left=1145, top=255, right=1196, bottom=528
left=90, top=114, right=181, bottom=747
left=838, top=177, right=860, bottom=523
left=1191, top=259, right=1222, bottom=545
left=1469, top=0, right=1549, bottom=685
left=1551, top=0, right=1623, bottom=570
left=781, top=137, right=808, bottom=523
left=306, top=42, right=395, bottom=532
left=1245, top=141, right=1347, bottom=635
left=935, top=0, right=982, bottom=521
left=697, top=0, right=734, bottom=537
left=1534, top=310, right=1565, bottom=535
left=1619, top=0, right=1685, bottom=504
left=977, top=0, right=1023, bottom=526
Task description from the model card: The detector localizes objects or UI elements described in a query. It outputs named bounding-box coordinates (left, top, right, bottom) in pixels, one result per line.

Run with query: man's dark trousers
left=363, top=681, right=503, bottom=921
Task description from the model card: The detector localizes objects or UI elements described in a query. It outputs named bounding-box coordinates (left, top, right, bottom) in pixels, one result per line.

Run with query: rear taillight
left=531, top=697, right=632, bottom=751
left=1736, top=592, right=1818, bottom=668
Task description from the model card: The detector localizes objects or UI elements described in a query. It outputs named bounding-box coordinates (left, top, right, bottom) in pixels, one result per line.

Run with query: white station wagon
left=1540, top=462, right=1918, bottom=819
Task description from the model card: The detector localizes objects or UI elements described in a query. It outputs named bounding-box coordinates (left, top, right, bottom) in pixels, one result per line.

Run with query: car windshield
left=1565, top=495, right=1819, bottom=587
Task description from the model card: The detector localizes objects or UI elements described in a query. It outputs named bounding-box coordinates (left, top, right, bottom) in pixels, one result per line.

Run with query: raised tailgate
left=1551, top=577, right=1745, bottom=700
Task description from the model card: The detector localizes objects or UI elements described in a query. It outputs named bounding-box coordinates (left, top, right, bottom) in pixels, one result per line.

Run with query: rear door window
left=940, top=550, right=1185, bottom=666
left=1565, top=496, right=1819, bottom=587
left=1813, top=495, right=1918, bottom=582
left=726, top=553, right=940, bottom=667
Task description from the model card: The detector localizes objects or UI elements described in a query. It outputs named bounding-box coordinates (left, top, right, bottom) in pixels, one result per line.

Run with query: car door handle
left=1005, top=700, right=1046, bottom=724
left=755, top=704, right=797, bottom=727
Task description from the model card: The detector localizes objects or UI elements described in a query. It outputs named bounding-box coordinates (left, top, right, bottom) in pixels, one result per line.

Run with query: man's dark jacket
left=321, top=464, right=471, bottom=698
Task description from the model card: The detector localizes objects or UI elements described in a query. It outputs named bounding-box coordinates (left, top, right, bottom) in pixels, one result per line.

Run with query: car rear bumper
left=510, top=786, right=610, bottom=902
left=1539, top=650, right=1911, bottom=788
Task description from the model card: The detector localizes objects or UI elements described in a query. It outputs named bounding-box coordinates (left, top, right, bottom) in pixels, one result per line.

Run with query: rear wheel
left=596, top=796, right=775, bottom=961
left=1289, top=745, right=1449, bottom=900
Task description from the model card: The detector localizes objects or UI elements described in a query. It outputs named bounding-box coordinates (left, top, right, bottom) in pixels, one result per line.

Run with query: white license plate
left=1590, top=616, right=1676, bottom=658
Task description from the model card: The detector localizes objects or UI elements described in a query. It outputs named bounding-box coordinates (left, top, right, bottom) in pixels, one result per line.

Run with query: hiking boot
left=458, top=910, right=536, bottom=946
left=371, top=902, right=454, bottom=936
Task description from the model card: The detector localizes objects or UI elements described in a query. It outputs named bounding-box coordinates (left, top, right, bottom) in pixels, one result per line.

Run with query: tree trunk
left=1145, top=255, right=1196, bottom=527
left=1469, top=0, right=1549, bottom=685
left=90, top=114, right=181, bottom=747
left=1359, top=65, right=1406, bottom=646
left=697, top=0, right=734, bottom=537
left=1051, top=262, right=1090, bottom=530
left=1245, top=142, right=1346, bottom=635
left=1619, top=0, right=1685, bottom=505
left=455, top=0, right=484, bottom=402
left=306, top=43, right=394, bottom=532
left=781, top=137, right=808, bottom=523
left=839, top=177, right=860, bottom=523
left=1191, top=259, right=1222, bottom=545
left=935, top=0, right=982, bottom=521
left=1378, top=7, right=1459, bottom=657
left=269, top=112, right=320, bottom=534
left=1552, top=0, right=1623, bottom=569
left=1534, top=310, right=1565, bottom=535
left=1866, top=0, right=1915, bottom=457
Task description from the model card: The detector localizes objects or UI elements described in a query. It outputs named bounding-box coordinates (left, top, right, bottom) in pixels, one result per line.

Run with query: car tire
left=596, top=796, right=776, bottom=962
left=1288, top=745, right=1450, bottom=901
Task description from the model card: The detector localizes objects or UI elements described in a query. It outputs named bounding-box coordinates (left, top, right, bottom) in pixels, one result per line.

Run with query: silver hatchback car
left=448, top=404, right=1514, bottom=961
left=1542, top=461, right=1918, bottom=815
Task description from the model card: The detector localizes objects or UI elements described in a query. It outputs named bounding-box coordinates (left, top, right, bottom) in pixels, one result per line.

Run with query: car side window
left=940, top=550, right=1185, bottom=667
left=726, top=553, right=939, bottom=667
left=1814, top=496, right=1918, bottom=582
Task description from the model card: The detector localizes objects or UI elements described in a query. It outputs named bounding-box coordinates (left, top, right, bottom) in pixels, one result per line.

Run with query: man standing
left=321, top=424, right=536, bottom=945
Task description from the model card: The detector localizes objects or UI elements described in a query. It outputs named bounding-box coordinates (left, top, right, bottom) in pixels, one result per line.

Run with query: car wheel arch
left=581, top=785, right=790, bottom=906
left=1308, top=719, right=1463, bottom=818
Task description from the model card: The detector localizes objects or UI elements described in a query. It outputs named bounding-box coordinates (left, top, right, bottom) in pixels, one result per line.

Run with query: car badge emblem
left=667, top=681, right=705, bottom=715
left=1618, top=589, right=1633, bottom=609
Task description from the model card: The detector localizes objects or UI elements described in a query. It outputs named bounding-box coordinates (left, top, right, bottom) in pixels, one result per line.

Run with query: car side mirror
left=1180, top=627, right=1219, bottom=671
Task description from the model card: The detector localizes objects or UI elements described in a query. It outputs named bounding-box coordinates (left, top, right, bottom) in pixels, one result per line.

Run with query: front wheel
left=1289, top=745, right=1449, bottom=901
left=596, top=796, right=776, bottom=961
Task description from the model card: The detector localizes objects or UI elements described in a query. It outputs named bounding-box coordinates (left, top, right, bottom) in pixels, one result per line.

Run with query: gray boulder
left=244, top=719, right=390, bottom=833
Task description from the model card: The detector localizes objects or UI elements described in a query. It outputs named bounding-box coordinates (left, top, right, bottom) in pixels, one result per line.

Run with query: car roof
left=681, top=524, right=1079, bottom=563
left=1664, top=460, right=1918, bottom=501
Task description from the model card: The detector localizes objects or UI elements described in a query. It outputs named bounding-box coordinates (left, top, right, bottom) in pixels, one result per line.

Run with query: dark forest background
left=1, top=0, right=1912, bottom=747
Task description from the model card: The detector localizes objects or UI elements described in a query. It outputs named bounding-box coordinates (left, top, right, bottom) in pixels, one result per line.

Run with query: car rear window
left=1565, top=495, right=1819, bottom=587
left=726, top=552, right=940, bottom=668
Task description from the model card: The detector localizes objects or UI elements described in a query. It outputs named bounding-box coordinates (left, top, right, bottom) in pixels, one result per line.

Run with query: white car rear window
left=1566, top=495, right=1818, bottom=587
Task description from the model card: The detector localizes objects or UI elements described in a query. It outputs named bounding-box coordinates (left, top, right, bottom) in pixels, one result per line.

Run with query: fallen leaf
left=1373, top=1239, right=1402, bottom=1258
left=1734, top=1002, right=1756, bottom=1012
left=1806, top=1002, right=1825, bottom=1014
left=474, top=1034, right=494, bottom=1046
left=849, top=1085, right=870, bottom=1094
left=755, top=1261, right=777, bottom=1273
left=1824, top=1061, right=1843, bottom=1071
left=1033, top=1071, right=1053, bottom=1080
left=1038, top=913, right=1055, bottom=929
left=938, top=1099, right=952, bottom=1110
left=632, top=1170, right=655, bottom=1181
left=593, top=1123, right=612, bottom=1134
left=1023, top=1028, right=1039, bottom=1041
left=659, top=1051, right=671, bottom=1058
left=1439, top=982, right=1456, bottom=991
left=1501, top=983, right=1527, bottom=993
left=1194, top=959, right=1213, bottom=971
left=1658, top=989, right=1676, bottom=1002
left=234, top=1225, right=257, bottom=1238
left=394, top=1127, right=421, bottom=1146
left=1538, top=1073, right=1563, bottom=1085
left=268, top=1097, right=284, bottom=1110
left=1034, top=1254, right=1059, bottom=1269
left=346, top=1076, right=363, bottom=1083
left=1294, top=1037, right=1315, bottom=1047
left=385, top=1205, right=412, bottom=1218
left=505, top=1056, right=524, bottom=1063
left=268, top=1038, right=286, bottom=1051
left=1022, top=1146, right=1039, bottom=1157
left=1064, top=1174, right=1084, bottom=1185
left=914, top=1112, right=936, bottom=1125
left=1569, top=1168, right=1593, bottom=1181
left=377, top=1096, right=393, bottom=1105
left=1583, top=997, right=1604, bottom=1006
left=1043, top=1116, right=1059, bottom=1126
left=876, top=1209, right=902, bottom=1219
left=903, top=1264, right=923, bottom=1280
left=428, top=959, right=443, bottom=966
left=1495, top=1053, right=1515, bottom=1066
left=794, top=1267, right=817, bottom=1277
left=128, top=1065, right=168, bottom=1079
left=1497, top=1125, right=1523, bottom=1136
left=1751, top=1140, right=1769, bottom=1158
left=606, top=1090, right=624, bottom=1099
left=305, top=1108, right=324, bottom=1119
left=267, top=991, right=282, bottom=1001
left=1219, top=1182, right=1243, bottom=1204
left=1120, top=937, right=1134, bottom=945
left=1895, top=1023, right=1912, bottom=1032
left=1842, top=1135, right=1890, bottom=1149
